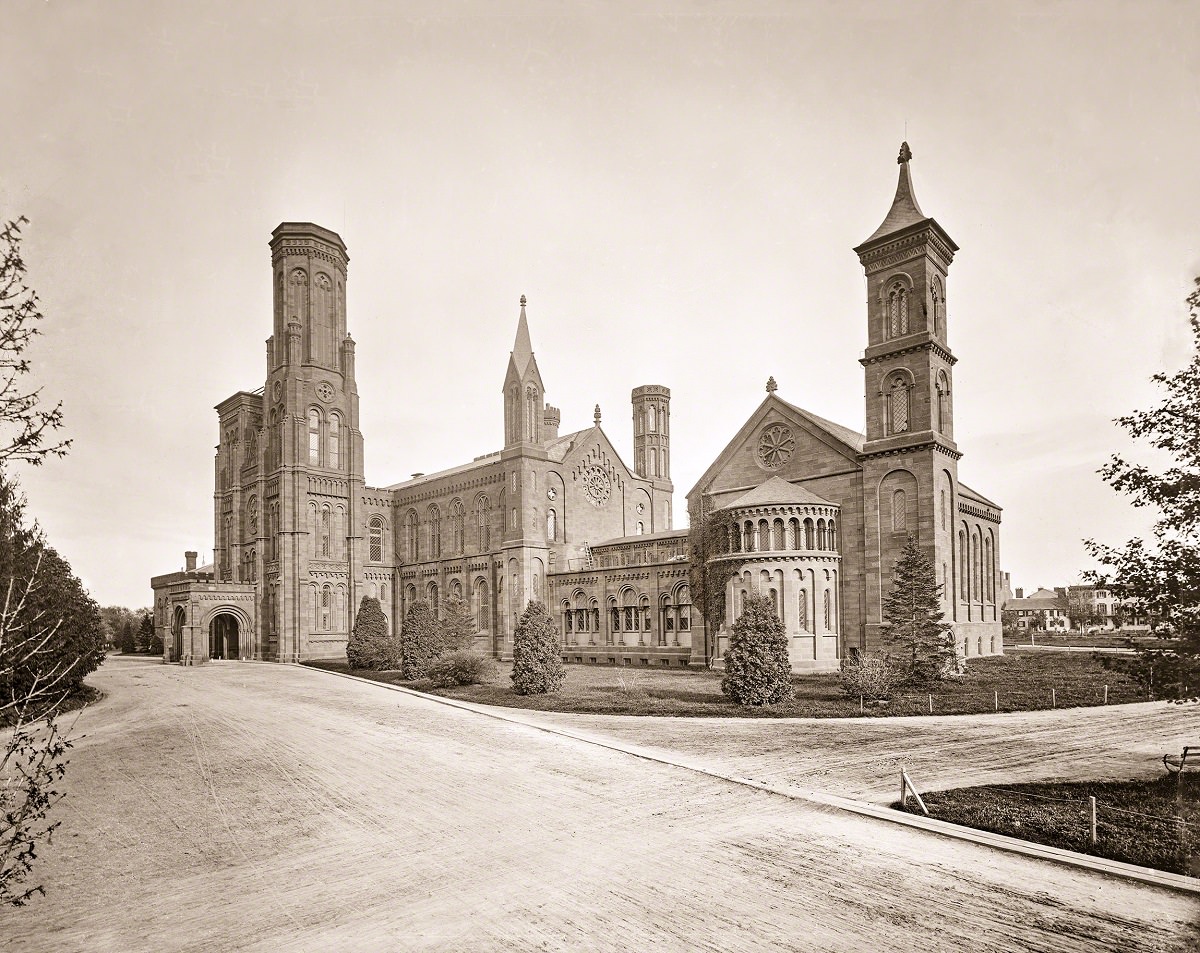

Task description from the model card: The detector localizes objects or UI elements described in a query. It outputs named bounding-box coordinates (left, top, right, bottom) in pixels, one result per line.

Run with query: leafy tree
left=687, top=493, right=743, bottom=668
left=510, top=600, right=565, bottom=696
left=840, top=652, right=898, bottom=701
left=347, top=596, right=401, bottom=671
left=0, top=220, right=70, bottom=467
left=880, top=536, right=956, bottom=687
left=1086, top=277, right=1200, bottom=697
left=438, top=596, right=477, bottom=652
left=721, top=594, right=793, bottom=706
left=1001, top=608, right=1021, bottom=635
left=1066, top=593, right=1099, bottom=632
left=399, top=598, right=443, bottom=679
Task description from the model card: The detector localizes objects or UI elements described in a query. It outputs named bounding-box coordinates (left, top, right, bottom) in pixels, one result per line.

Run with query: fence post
left=900, top=764, right=907, bottom=807
left=1104, top=684, right=1109, bottom=705
left=859, top=694, right=864, bottom=714
left=928, top=694, right=933, bottom=714
left=1052, top=688, right=1056, bottom=708
left=1089, top=796, right=1097, bottom=845
left=994, top=690, right=999, bottom=712
left=901, top=767, right=929, bottom=815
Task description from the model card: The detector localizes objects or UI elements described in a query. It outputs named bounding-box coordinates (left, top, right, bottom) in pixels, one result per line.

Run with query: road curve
left=2, top=656, right=1197, bottom=953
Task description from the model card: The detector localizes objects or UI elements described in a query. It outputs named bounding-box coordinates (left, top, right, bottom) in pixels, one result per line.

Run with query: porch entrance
left=209, top=613, right=240, bottom=661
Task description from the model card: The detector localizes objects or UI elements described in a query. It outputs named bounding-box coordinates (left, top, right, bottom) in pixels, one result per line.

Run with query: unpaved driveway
left=2, top=656, right=1197, bottom=952
left=522, top=698, right=1200, bottom=802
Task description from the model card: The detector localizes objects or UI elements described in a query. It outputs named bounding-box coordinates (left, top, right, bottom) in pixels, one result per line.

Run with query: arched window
left=328, top=413, right=341, bottom=469
left=547, top=508, right=557, bottom=541
left=798, top=589, right=808, bottom=631
left=941, top=487, right=948, bottom=530
left=450, top=579, right=463, bottom=602
left=936, top=371, right=950, bottom=433
left=508, top=385, right=519, bottom=443
left=450, top=499, right=466, bottom=554
left=823, top=590, right=832, bottom=630
left=321, top=585, right=331, bottom=631
left=816, top=519, right=827, bottom=550
left=804, top=518, right=815, bottom=550
left=932, top=276, right=945, bottom=338
left=476, top=495, right=491, bottom=551
left=476, top=579, right=489, bottom=631
left=428, top=582, right=439, bottom=616
left=369, top=518, right=384, bottom=562
left=308, top=409, right=321, bottom=465
left=648, top=404, right=657, bottom=432
left=888, top=375, right=910, bottom=434
left=649, top=447, right=658, bottom=477
left=828, top=519, right=837, bottom=551
left=406, top=510, right=419, bottom=561
left=636, top=520, right=644, bottom=535
left=429, top=505, right=441, bottom=558
left=246, top=496, right=258, bottom=537
left=320, top=506, right=331, bottom=557
left=892, top=489, right=907, bottom=532
left=887, top=281, right=909, bottom=338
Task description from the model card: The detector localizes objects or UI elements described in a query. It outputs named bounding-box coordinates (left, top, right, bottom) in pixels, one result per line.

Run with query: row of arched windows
left=883, top=275, right=945, bottom=341
left=405, top=495, right=498, bottom=562
left=401, top=577, right=491, bottom=631
left=308, top=501, right=346, bottom=560
left=562, top=585, right=691, bottom=647
left=956, top=524, right=997, bottom=606
left=727, top=516, right=838, bottom=554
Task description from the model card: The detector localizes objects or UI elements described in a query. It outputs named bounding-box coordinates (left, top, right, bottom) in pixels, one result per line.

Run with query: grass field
left=305, top=651, right=1149, bottom=718
left=896, top=775, right=1200, bottom=876
left=1003, top=630, right=1161, bottom=650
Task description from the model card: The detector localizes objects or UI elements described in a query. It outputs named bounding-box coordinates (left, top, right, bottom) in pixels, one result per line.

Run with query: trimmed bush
left=400, top=598, right=444, bottom=679
left=439, top=597, right=478, bottom=651
left=721, top=594, right=793, bottom=706
left=347, top=596, right=402, bottom=671
left=426, top=650, right=497, bottom=688
left=511, top=601, right=565, bottom=696
left=840, top=652, right=898, bottom=700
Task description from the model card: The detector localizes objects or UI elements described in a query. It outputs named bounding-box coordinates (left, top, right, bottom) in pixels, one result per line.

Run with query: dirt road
left=2, top=657, right=1197, bottom=952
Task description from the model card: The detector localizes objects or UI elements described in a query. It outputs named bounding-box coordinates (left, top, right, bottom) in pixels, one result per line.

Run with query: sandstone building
left=152, top=144, right=1003, bottom=669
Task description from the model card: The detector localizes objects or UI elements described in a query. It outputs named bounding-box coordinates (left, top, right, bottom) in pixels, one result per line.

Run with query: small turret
left=543, top=403, right=561, bottom=441
left=632, top=385, right=670, bottom=480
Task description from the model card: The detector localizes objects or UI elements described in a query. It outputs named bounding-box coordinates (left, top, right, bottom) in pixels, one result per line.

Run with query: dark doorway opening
left=209, top=613, right=240, bottom=661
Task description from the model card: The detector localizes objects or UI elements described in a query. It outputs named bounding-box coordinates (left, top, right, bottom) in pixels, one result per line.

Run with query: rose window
left=757, top=425, right=795, bottom=470
left=582, top=466, right=611, bottom=506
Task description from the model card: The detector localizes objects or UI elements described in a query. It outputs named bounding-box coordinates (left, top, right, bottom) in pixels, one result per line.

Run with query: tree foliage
left=687, top=493, right=742, bottom=668
left=1086, top=277, right=1200, bottom=697
left=1066, top=593, right=1100, bottom=632
left=438, top=596, right=477, bottom=652
left=510, top=601, right=565, bottom=696
left=347, top=596, right=401, bottom=671
left=117, top=620, right=136, bottom=655
left=399, top=598, right=443, bottom=680
left=0, top=219, right=70, bottom=467
left=840, top=652, right=899, bottom=701
left=880, top=536, right=956, bottom=687
left=426, top=650, right=497, bottom=688
left=721, top=594, right=793, bottom=706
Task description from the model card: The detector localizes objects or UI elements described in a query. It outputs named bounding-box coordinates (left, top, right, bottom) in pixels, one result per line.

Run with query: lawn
left=305, top=651, right=1149, bottom=719
left=1004, top=630, right=1161, bottom=650
left=895, top=775, right=1200, bottom=877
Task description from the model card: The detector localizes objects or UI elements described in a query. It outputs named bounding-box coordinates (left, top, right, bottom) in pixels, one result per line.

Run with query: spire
left=859, top=141, right=928, bottom=247
left=511, top=294, right=533, bottom=377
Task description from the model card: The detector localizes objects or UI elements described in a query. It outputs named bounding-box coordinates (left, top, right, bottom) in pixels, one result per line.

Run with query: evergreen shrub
left=510, top=601, right=565, bottom=695
left=721, top=594, right=793, bottom=706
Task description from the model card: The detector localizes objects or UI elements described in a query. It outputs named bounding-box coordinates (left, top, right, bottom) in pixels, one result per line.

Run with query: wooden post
left=859, top=694, right=864, bottom=714
left=1089, top=796, right=1097, bottom=845
left=1104, top=684, right=1109, bottom=705
left=994, top=690, right=999, bottom=712
left=900, top=764, right=907, bottom=807
left=928, top=694, right=933, bottom=714
left=901, top=768, right=929, bottom=815
left=1051, top=688, right=1056, bottom=708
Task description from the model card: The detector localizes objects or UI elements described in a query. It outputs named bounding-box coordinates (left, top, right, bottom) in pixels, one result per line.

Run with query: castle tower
left=502, top=295, right=547, bottom=447
left=853, top=144, right=962, bottom=649
left=632, top=385, right=671, bottom=480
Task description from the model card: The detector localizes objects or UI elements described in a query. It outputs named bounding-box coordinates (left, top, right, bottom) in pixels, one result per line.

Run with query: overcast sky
left=3, top=0, right=1198, bottom=608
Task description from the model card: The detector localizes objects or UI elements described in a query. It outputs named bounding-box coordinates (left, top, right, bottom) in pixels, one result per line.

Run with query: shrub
left=840, top=653, right=898, bottom=700
left=347, top=596, right=402, bottom=671
left=511, top=601, right=565, bottom=695
left=881, top=536, right=956, bottom=687
left=721, top=594, right=793, bottom=706
left=426, top=650, right=497, bottom=688
left=400, top=598, right=444, bottom=679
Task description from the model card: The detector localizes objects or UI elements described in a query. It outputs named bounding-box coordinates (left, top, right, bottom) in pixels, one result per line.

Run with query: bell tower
left=631, top=385, right=671, bottom=481
left=502, top=295, right=547, bottom=447
left=854, top=144, right=962, bottom=652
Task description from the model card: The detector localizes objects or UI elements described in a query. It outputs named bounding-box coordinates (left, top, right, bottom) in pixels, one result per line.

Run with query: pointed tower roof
left=511, top=294, right=534, bottom=377
left=859, top=141, right=929, bottom=246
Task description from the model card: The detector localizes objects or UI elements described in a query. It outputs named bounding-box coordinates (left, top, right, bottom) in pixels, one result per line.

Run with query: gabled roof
left=717, top=475, right=836, bottom=511
left=959, top=481, right=1002, bottom=510
left=384, top=452, right=498, bottom=492
left=545, top=427, right=587, bottom=462
left=687, top=391, right=865, bottom=501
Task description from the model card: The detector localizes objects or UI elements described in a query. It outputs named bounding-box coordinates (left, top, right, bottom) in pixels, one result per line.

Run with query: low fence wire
left=855, top=683, right=1151, bottom=716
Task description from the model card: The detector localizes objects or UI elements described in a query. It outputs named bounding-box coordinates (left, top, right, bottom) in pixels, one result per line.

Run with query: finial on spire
left=520, top=294, right=527, bottom=307
left=897, top=141, right=912, bottom=164
left=766, top=376, right=778, bottom=394
left=594, top=404, right=602, bottom=426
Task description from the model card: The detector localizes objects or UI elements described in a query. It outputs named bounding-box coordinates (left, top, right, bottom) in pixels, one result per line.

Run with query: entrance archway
left=209, top=612, right=240, bottom=661
left=171, top=606, right=184, bottom=662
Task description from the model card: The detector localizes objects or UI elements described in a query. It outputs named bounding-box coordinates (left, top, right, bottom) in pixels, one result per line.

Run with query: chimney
left=1015, top=587, right=1023, bottom=599
left=185, top=551, right=198, bottom=572
left=543, top=403, right=561, bottom=441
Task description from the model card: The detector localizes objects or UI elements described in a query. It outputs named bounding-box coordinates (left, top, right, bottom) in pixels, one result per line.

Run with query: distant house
left=1005, top=587, right=1068, bottom=631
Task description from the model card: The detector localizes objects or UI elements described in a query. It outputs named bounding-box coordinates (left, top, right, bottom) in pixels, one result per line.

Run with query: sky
left=2, top=0, right=1198, bottom=608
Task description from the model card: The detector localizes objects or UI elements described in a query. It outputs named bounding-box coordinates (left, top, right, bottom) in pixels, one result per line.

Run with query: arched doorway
left=209, top=612, right=240, bottom=661
left=171, top=606, right=185, bottom=662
